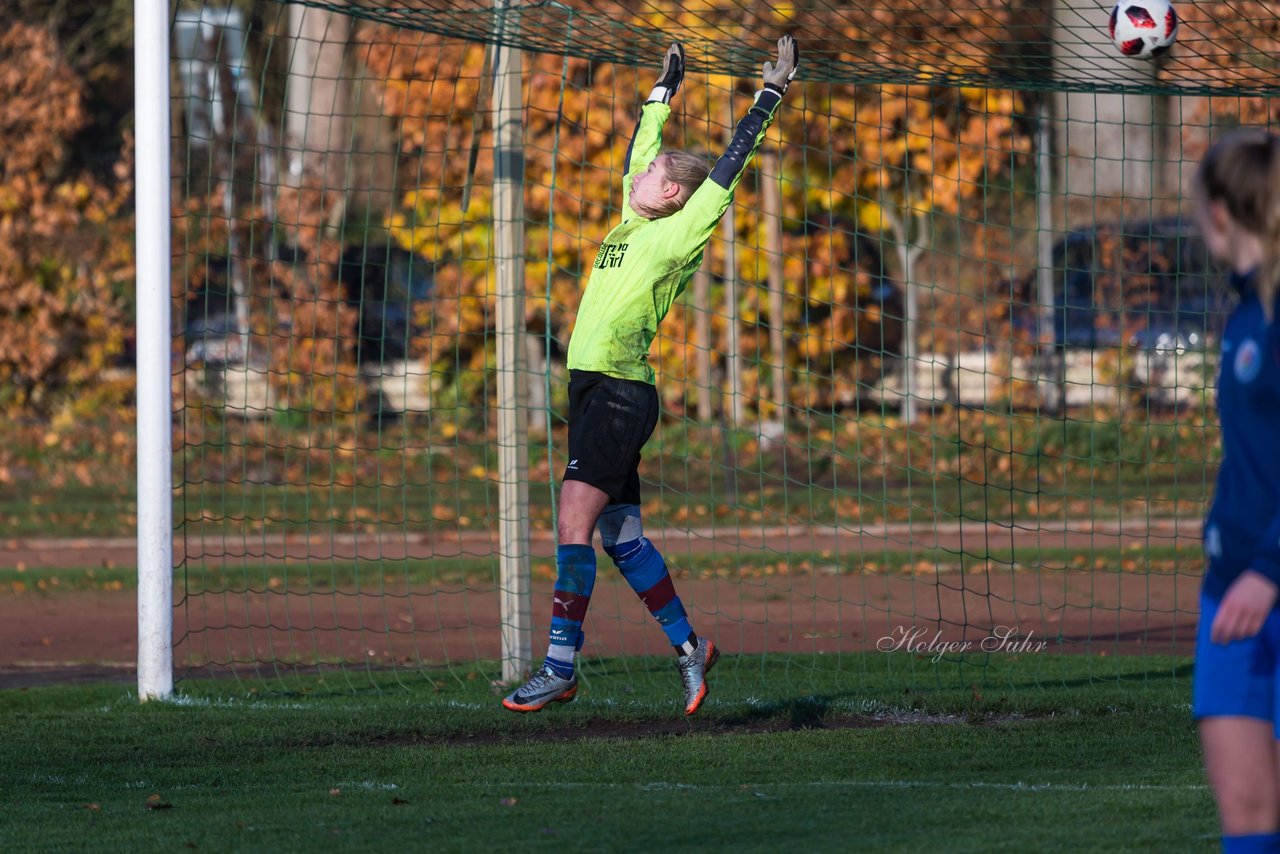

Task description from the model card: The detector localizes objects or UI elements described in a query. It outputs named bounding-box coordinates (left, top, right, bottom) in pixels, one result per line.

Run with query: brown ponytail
left=1196, top=129, right=1280, bottom=322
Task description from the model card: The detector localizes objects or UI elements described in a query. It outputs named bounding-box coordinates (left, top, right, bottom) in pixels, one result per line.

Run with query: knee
left=557, top=517, right=591, bottom=545
left=1216, top=785, right=1280, bottom=834
left=557, top=498, right=599, bottom=545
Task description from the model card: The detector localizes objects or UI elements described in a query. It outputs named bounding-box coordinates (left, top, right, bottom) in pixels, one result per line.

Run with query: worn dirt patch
left=357, top=711, right=989, bottom=748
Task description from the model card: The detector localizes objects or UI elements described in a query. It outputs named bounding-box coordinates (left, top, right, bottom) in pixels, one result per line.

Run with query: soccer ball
left=1109, top=0, right=1178, bottom=59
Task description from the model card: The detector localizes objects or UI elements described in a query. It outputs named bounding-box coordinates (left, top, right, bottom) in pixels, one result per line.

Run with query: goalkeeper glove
left=762, top=34, right=799, bottom=95
left=648, top=42, right=685, bottom=104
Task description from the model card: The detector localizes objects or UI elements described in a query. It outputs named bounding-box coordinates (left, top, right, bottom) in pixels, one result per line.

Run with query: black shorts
left=564, top=370, right=659, bottom=505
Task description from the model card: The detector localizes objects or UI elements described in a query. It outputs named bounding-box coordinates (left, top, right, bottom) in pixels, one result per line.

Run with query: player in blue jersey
left=502, top=35, right=799, bottom=716
left=1191, top=129, right=1280, bottom=854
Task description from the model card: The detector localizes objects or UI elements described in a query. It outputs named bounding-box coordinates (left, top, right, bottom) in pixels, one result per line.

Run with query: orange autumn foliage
left=0, top=24, right=134, bottom=413
left=357, top=0, right=1031, bottom=412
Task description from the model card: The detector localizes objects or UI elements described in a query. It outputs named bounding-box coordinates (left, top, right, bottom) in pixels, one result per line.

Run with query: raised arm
left=666, top=35, right=799, bottom=239
left=621, top=43, right=686, bottom=217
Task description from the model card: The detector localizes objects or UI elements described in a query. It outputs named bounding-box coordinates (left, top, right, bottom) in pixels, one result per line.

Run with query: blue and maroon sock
left=544, top=544, right=596, bottom=679
left=605, top=536, right=697, bottom=656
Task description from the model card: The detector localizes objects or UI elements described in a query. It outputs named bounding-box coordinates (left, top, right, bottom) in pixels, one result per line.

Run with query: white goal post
left=133, top=0, right=538, bottom=698
left=135, top=0, right=174, bottom=701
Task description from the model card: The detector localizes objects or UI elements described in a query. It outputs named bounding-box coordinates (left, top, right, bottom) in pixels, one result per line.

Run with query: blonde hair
left=1195, top=128, right=1280, bottom=321
left=646, top=150, right=713, bottom=218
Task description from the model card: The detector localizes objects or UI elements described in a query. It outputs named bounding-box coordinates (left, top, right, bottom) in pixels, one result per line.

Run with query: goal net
left=159, top=0, right=1277, bottom=691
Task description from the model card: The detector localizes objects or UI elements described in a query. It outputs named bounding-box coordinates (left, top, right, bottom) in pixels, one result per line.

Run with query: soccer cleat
left=501, top=664, right=579, bottom=713
left=677, top=639, right=719, bottom=716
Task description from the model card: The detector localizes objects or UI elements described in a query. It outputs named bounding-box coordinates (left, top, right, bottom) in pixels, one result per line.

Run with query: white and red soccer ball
left=1109, top=0, right=1179, bottom=60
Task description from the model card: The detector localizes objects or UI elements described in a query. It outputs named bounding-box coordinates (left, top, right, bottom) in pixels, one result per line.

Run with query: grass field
left=0, top=655, right=1214, bottom=852
left=1, top=413, right=1218, bottom=540
left=0, top=543, right=1198, bottom=596
left=0, top=475, right=1213, bottom=541
left=0, top=413, right=1219, bottom=850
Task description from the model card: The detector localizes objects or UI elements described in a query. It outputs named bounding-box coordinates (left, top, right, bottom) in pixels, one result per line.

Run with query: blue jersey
left=1202, top=269, right=1280, bottom=600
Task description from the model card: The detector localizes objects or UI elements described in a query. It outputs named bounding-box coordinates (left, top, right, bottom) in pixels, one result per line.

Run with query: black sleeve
left=622, top=114, right=644, bottom=176
left=708, top=84, right=785, bottom=189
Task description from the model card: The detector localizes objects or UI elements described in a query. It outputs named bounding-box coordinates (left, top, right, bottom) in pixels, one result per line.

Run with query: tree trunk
left=720, top=99, right=743, bottom=427
left=1051, top=0, right=1158, bottom=199
left=285, top=3, right=353, bottom=194
left=693, top=265, right=713, bottom=423
left=884, top=208, right=928, bottom=424
left=761, top=149, right=786, bottom=425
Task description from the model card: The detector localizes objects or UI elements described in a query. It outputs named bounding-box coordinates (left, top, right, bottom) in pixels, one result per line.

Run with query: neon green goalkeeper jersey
left=567, top=90, right=783, bottom=384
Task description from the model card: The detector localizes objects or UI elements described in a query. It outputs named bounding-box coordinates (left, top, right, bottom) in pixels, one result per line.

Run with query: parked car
left=795, top=215, right=904, bottom=360
left=337, top=243, right=435, bottom=366
left=184, top=242, right=434, bottom=368
left=1008, top=216, right=1234, bottom=354
left=183, top=254, right=241, bottom=366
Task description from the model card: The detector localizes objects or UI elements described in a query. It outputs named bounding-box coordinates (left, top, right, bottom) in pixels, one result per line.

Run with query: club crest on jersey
left=1234, top=338, right=1261, bottom=383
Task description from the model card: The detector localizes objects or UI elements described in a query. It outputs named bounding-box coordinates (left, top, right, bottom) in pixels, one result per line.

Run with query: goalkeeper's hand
left=762, top=34, right=799, bottom=93
left=648, top=42, right=685, bottom=104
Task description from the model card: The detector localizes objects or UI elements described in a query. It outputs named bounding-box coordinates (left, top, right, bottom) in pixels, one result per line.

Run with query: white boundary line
left=501, top=780, right=1208, bottom=793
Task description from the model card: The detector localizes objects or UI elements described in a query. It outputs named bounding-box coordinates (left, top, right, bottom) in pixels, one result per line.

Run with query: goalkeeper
left=504, top=34, right=799, bottom=716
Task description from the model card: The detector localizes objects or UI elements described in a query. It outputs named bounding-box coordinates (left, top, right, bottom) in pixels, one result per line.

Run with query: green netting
left=170, top=0, right=1272, bottom=692
left=295, top=0, right=1280, bottom=95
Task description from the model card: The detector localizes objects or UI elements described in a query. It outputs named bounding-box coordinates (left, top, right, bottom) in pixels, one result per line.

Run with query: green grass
left=3, top=410, right=1220, bottom=540
left=0, top=543, right=1202, bottom=595
left=0, top=655, right=1215, bottom=852
left=186, top=473, right=1204, bottom=531
left=0, top=482, right=137, bottom=538
left=0, top=474, right=1210, bottom=540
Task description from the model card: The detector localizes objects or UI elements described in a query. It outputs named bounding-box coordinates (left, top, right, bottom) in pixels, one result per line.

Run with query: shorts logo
left=567, top=459, right=579, bottom=470
left=1235, top=338, right=1261, bottom=384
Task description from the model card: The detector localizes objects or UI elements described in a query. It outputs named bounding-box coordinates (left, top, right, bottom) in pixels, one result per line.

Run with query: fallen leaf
left=145, top=793, right=173, bottom=810
left=329, top=788, right=341, bottom=797
left=499, top=797, right=518, bottom=807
